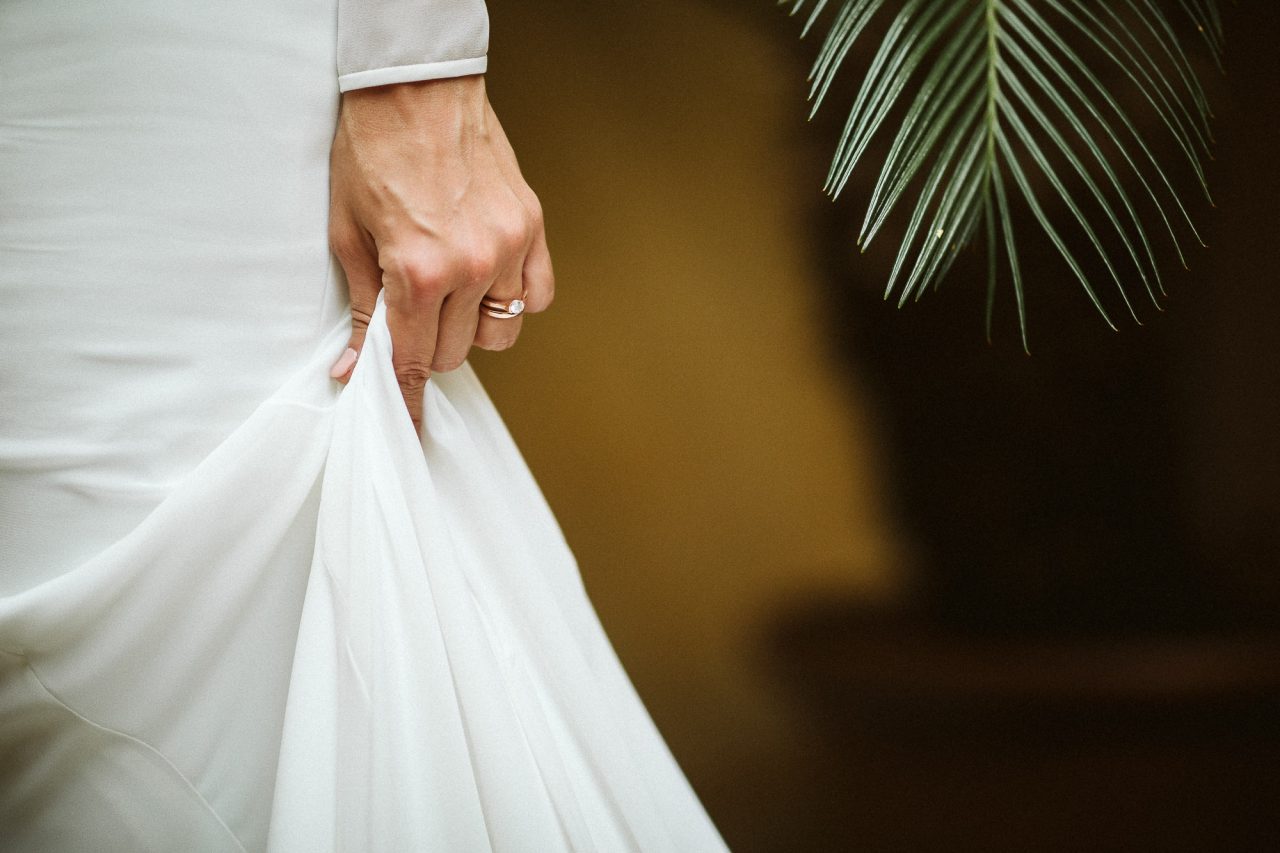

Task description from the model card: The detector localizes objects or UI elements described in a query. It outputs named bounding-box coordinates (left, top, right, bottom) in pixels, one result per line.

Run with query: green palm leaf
left=783, top=0, right=1222, bottom=347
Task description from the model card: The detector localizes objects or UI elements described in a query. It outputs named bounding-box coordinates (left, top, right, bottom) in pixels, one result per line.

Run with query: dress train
left=0, top=298, right=729, bottom=852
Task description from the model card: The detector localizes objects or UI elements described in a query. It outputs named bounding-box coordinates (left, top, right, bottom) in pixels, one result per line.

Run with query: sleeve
left=336, top=0, right=489, bottom=93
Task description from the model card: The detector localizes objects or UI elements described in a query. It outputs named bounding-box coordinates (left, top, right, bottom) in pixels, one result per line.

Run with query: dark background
left=477, top=3, right=1280, bottom=850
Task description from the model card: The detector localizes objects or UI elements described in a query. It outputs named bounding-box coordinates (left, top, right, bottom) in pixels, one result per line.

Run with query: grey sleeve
left=337, top=0, right=489, bottom=92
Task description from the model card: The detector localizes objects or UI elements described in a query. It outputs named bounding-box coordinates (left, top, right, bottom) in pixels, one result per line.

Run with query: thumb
left=329, top=222, right=382, bottom=383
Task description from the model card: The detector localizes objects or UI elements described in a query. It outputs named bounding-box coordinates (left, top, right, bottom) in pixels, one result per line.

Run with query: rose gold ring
left=480, top=292, right=526, bottom=319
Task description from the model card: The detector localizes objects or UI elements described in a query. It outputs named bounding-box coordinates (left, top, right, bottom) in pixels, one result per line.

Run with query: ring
left=480, top=292, right=526, bottom=319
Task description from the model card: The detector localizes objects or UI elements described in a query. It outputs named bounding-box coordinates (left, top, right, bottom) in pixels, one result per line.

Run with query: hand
left=327, top=75, right=554, bottom=429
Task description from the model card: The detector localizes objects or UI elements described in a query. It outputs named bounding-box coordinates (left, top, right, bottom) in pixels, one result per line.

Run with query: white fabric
left=0, top=1, right=729, bottom=851
left=338, top=56, right=489, bottom=92
left=338, top=0, right=489, bottom=91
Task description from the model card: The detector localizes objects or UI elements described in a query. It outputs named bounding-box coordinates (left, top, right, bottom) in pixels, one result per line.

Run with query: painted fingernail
left=329, top=347, right=358, bottom=379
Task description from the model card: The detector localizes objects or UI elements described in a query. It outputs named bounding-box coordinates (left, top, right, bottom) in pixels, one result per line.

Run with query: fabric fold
left=2, top=296, right=728, bottom=852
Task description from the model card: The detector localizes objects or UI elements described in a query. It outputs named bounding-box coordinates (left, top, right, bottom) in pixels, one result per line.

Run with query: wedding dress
left=0, top=1, right=730, bottom=850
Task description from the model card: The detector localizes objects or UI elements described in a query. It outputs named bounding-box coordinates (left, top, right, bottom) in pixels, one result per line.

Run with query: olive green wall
left=473, top=0, right=903, bottom=779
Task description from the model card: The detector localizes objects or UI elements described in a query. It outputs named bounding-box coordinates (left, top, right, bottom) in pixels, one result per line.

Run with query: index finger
left=383, top=265, right=445, bottom=431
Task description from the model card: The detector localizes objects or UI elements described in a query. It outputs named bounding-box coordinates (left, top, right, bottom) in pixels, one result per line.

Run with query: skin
left=327, top=75, right=554, bottom=429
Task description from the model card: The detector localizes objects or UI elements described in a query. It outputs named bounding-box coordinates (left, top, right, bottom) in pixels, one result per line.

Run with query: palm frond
left=783, top=0, right=1221, bottom=347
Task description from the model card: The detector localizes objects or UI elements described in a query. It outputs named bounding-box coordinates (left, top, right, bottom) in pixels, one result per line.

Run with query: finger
left=473, top=260, right=526, bottom=352
left=485, top=109, right=553, bottom=315
left=432, top=288, right=485, bottom=371
left=385, top=269, right=444, bottom=430
left=328, top=218, right=382, bottom=383
left=520, top=222, right=555, bottom=314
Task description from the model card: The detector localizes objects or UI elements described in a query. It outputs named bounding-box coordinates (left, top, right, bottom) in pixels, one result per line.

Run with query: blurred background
left=472, top=3, right=1280, bottom=850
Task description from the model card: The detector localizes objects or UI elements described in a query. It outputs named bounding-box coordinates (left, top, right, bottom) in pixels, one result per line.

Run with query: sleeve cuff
left=338, top=55, right=488, bottom=92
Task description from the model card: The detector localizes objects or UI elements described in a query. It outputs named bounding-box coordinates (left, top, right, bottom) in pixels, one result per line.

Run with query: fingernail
left=329, top=347, right=358, bottom=379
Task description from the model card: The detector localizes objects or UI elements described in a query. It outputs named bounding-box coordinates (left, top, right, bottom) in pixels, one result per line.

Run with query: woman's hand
left=327, top=75, right=553, bottom=429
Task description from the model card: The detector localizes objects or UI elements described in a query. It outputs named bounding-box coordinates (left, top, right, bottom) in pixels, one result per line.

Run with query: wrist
left=339, top=75, right=488, bottom=135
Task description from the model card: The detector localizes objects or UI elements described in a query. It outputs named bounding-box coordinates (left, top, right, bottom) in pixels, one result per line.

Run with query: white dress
left=0, top=1, right=730, bottom=850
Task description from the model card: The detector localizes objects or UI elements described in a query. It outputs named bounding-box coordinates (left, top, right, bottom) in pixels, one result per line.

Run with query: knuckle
left=350, top=306, right=372, bottom=331
left=476, top=326, right=520, bottom=352
left=526, top=195, right=545, bottom=230
left=396, top=364, right=431, bottom=391
left=432, top=352, right=467, bottom=372
left=499, top=213, right=529, bottom=251
left=411, top=267, right=450, bottom=294
left=384, top=250, right=447, bottom=295
left=410, top=276, right=449, bottom=301
left=500, top=219, right=529, bottom=253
